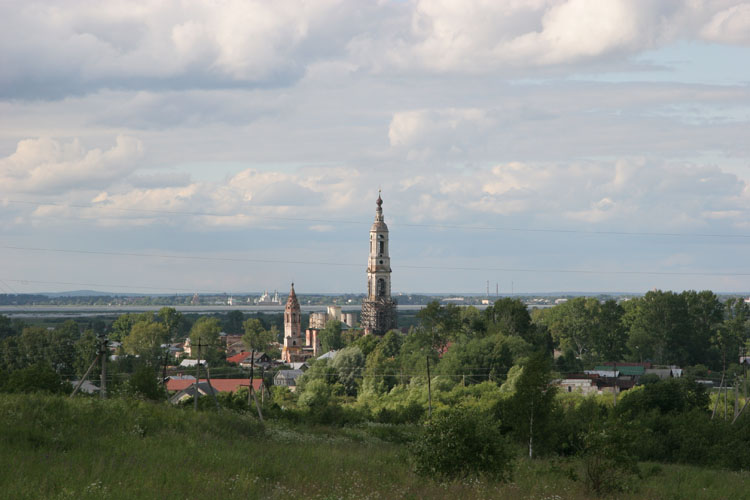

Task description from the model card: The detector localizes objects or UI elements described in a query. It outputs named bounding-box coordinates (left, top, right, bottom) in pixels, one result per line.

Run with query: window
left=377, top=278, right=386, bottom=297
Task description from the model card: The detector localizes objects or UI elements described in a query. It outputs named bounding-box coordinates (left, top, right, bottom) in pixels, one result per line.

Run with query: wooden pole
left=71, top=354, right=100, bottom=397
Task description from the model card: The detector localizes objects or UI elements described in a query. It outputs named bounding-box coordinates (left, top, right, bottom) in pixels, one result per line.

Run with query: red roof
left=227, top=352, right=253, bottom=364
left=166, top=378, right=262, bottom=393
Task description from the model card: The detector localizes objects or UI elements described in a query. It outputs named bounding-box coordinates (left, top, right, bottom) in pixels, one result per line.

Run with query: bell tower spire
left=361, top=192, right=397, bottom=335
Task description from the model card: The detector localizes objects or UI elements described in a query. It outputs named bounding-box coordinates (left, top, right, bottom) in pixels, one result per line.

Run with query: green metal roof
left=594, top=365, right=645, bottom=376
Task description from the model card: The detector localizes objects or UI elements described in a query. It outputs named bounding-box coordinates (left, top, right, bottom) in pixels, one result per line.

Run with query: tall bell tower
left=361, top=192, right=397, bottom=335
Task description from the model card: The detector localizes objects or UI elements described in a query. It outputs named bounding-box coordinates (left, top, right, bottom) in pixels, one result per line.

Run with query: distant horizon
left=3, top=289, right=750, bottom=299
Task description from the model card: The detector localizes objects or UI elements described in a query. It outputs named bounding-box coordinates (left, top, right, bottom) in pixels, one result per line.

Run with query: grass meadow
left=0, top=393, right=746, bottom=500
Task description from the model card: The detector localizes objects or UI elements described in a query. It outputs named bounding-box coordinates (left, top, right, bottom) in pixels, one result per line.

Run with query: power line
left=7, top=199, right=750, bottom=239
left=1, top=245, right=748, bottom=278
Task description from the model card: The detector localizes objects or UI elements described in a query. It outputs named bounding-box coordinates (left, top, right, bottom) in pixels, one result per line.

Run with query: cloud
left=0, top=135, right=143, bottom=194
left=357, top=0, right=750, bottom=74
left=4, top=1, right=750, bottom=100
left=0, top=0, right=352, bottom=99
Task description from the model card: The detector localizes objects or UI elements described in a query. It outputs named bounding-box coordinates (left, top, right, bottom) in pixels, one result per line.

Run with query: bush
left=579, top=425, right=639, bottom=495
left=410, top=407, right=513, bottom=481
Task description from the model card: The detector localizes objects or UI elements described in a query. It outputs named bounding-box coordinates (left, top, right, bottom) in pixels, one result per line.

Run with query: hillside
left=0, top=394, right=747, bottom=499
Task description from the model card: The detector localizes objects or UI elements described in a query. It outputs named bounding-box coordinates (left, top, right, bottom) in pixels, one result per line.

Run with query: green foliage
left=2, top=364, right=71, bottom=394
left=157, top=306, right=183, bottom=342
left=503, top=351, right=557, bottom=458
left=485, top=297, right=532, bottom=340
left=189, top=316, right=222, bottom=362
left=122, top=319, right=168, bottom=363
left=241, top=318, right=274, bottom=353
left=110, top=313, right=152, bottom=342
left=616, top=378, right=710, bottom=418
left=0, top=314, right=14, bottom=339
left=579, top=425, right=639, bottom=495
left=415, top=301, right=460, bottom=352
left=437, top=333, right=530, bottom=384
left=73, top=329, right=99, bottom=378
left=319, top=319, right=343, bottom=353
left=223, top=310, right=245, bottom=335
left=331, top=346, right=365, bottom=396
left=410, top=407, right=513, bottom=481
left=125, top=365, right=164, bottom=401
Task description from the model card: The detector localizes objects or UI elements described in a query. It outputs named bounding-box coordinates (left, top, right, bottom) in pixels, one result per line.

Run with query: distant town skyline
left=2, top=1, right=750, bottom=294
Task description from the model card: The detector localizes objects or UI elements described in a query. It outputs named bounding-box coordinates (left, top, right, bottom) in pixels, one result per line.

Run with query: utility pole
left=71, top=353, right=101, bottom=397
left=99, top=334, right=107, bottom=400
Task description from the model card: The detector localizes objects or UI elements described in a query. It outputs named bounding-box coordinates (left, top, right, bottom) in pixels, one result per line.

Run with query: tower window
left=379, top=260, right=383, bottom=264
left=378, top=241, right=384, bottom=255
left=377, top=278, right=386, bottom=297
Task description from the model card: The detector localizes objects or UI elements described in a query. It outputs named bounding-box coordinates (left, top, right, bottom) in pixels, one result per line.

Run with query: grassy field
left=0, top=394, right=745, bottom=500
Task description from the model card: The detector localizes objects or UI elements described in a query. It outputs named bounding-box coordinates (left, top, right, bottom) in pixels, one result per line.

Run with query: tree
left=485, top=298, right=533, bottom=341
left=331, top=346, right=365, bottom=396
left=126, top=364, right=164, bottom=400
left=684, top=290, right=723, bottom=366
left=438, top=333, right=530, bottom=385
left=74, top=329, right=99, bottom=378
left=624, top=291, right=689, bottom=365
left=123, top=320, right=169, bottom=364
left=224, top=310, right=245, bottom=335
left=504, top=351, right=557, bottom=458
left=110, top=313, right=152, bottom=342
left=0, top=315, right=14, bottom=339
left=242, top=318, right=274, bottom=390
left=589, top=300, right=627, bottom=361
left=538, top=297, right=597, bottom=359
left=415, top=301, right=460, bottom=353
left=319, top=320, right=343, bottom=353
left=157, top=307, right=183, bottom=342
left=411, top=407, right=513, bottom=481
left=717, top=298, right=750, bottom=373
left=189, top=317, right=221, bottom=362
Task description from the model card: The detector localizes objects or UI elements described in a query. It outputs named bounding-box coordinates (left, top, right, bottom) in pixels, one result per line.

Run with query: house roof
left=166, top=378, right=261, bottom=393
left=595, top=365, right=644, bottom=376
left=274, top=369, right=304, bottom=381
left=179, top=359, right=207, bottom=367
left=227, top=352, right=253, bottom=364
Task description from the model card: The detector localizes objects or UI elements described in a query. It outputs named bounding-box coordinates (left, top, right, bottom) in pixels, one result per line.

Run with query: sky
left=2, top=0, right=750, bottom=296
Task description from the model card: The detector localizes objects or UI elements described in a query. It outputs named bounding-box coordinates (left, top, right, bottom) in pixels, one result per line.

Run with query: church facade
left=281, top=283, right=320, bottom=363
left=361, top=193, right=397, bottom=335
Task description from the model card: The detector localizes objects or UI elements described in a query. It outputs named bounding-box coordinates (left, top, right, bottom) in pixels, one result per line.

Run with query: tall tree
left=319, top=320, right=344, bottom=353
left=504, top=351, right=557, bottom=459
left=157, top=307, right=183, bottom=342
left=683, top=290, right=723, bottom=366
left=485, top=298, right=532, bottom=340
left=589, top=300, right=627, bottom=361
left=415, top=301, right=460, bottom=353
left=224, top=310, right=245, bottom=335
left=242, top=318, right=274, bottom=389
left=623, top=291, right=689, bottom=365
left=189, top=317, right=222, bottom=362
left=123, top=319, right=169, bottom=364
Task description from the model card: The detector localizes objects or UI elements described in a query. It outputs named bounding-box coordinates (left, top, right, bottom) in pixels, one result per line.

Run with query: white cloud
left=0, top=135, right=143, bottom=194
left=701, top=3, right=750, bottom=45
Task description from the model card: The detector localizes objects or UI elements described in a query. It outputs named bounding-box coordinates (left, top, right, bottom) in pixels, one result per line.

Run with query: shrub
left=579, top=425, right=639, bottom=495
left=410, top=407, right=513, bottom=481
